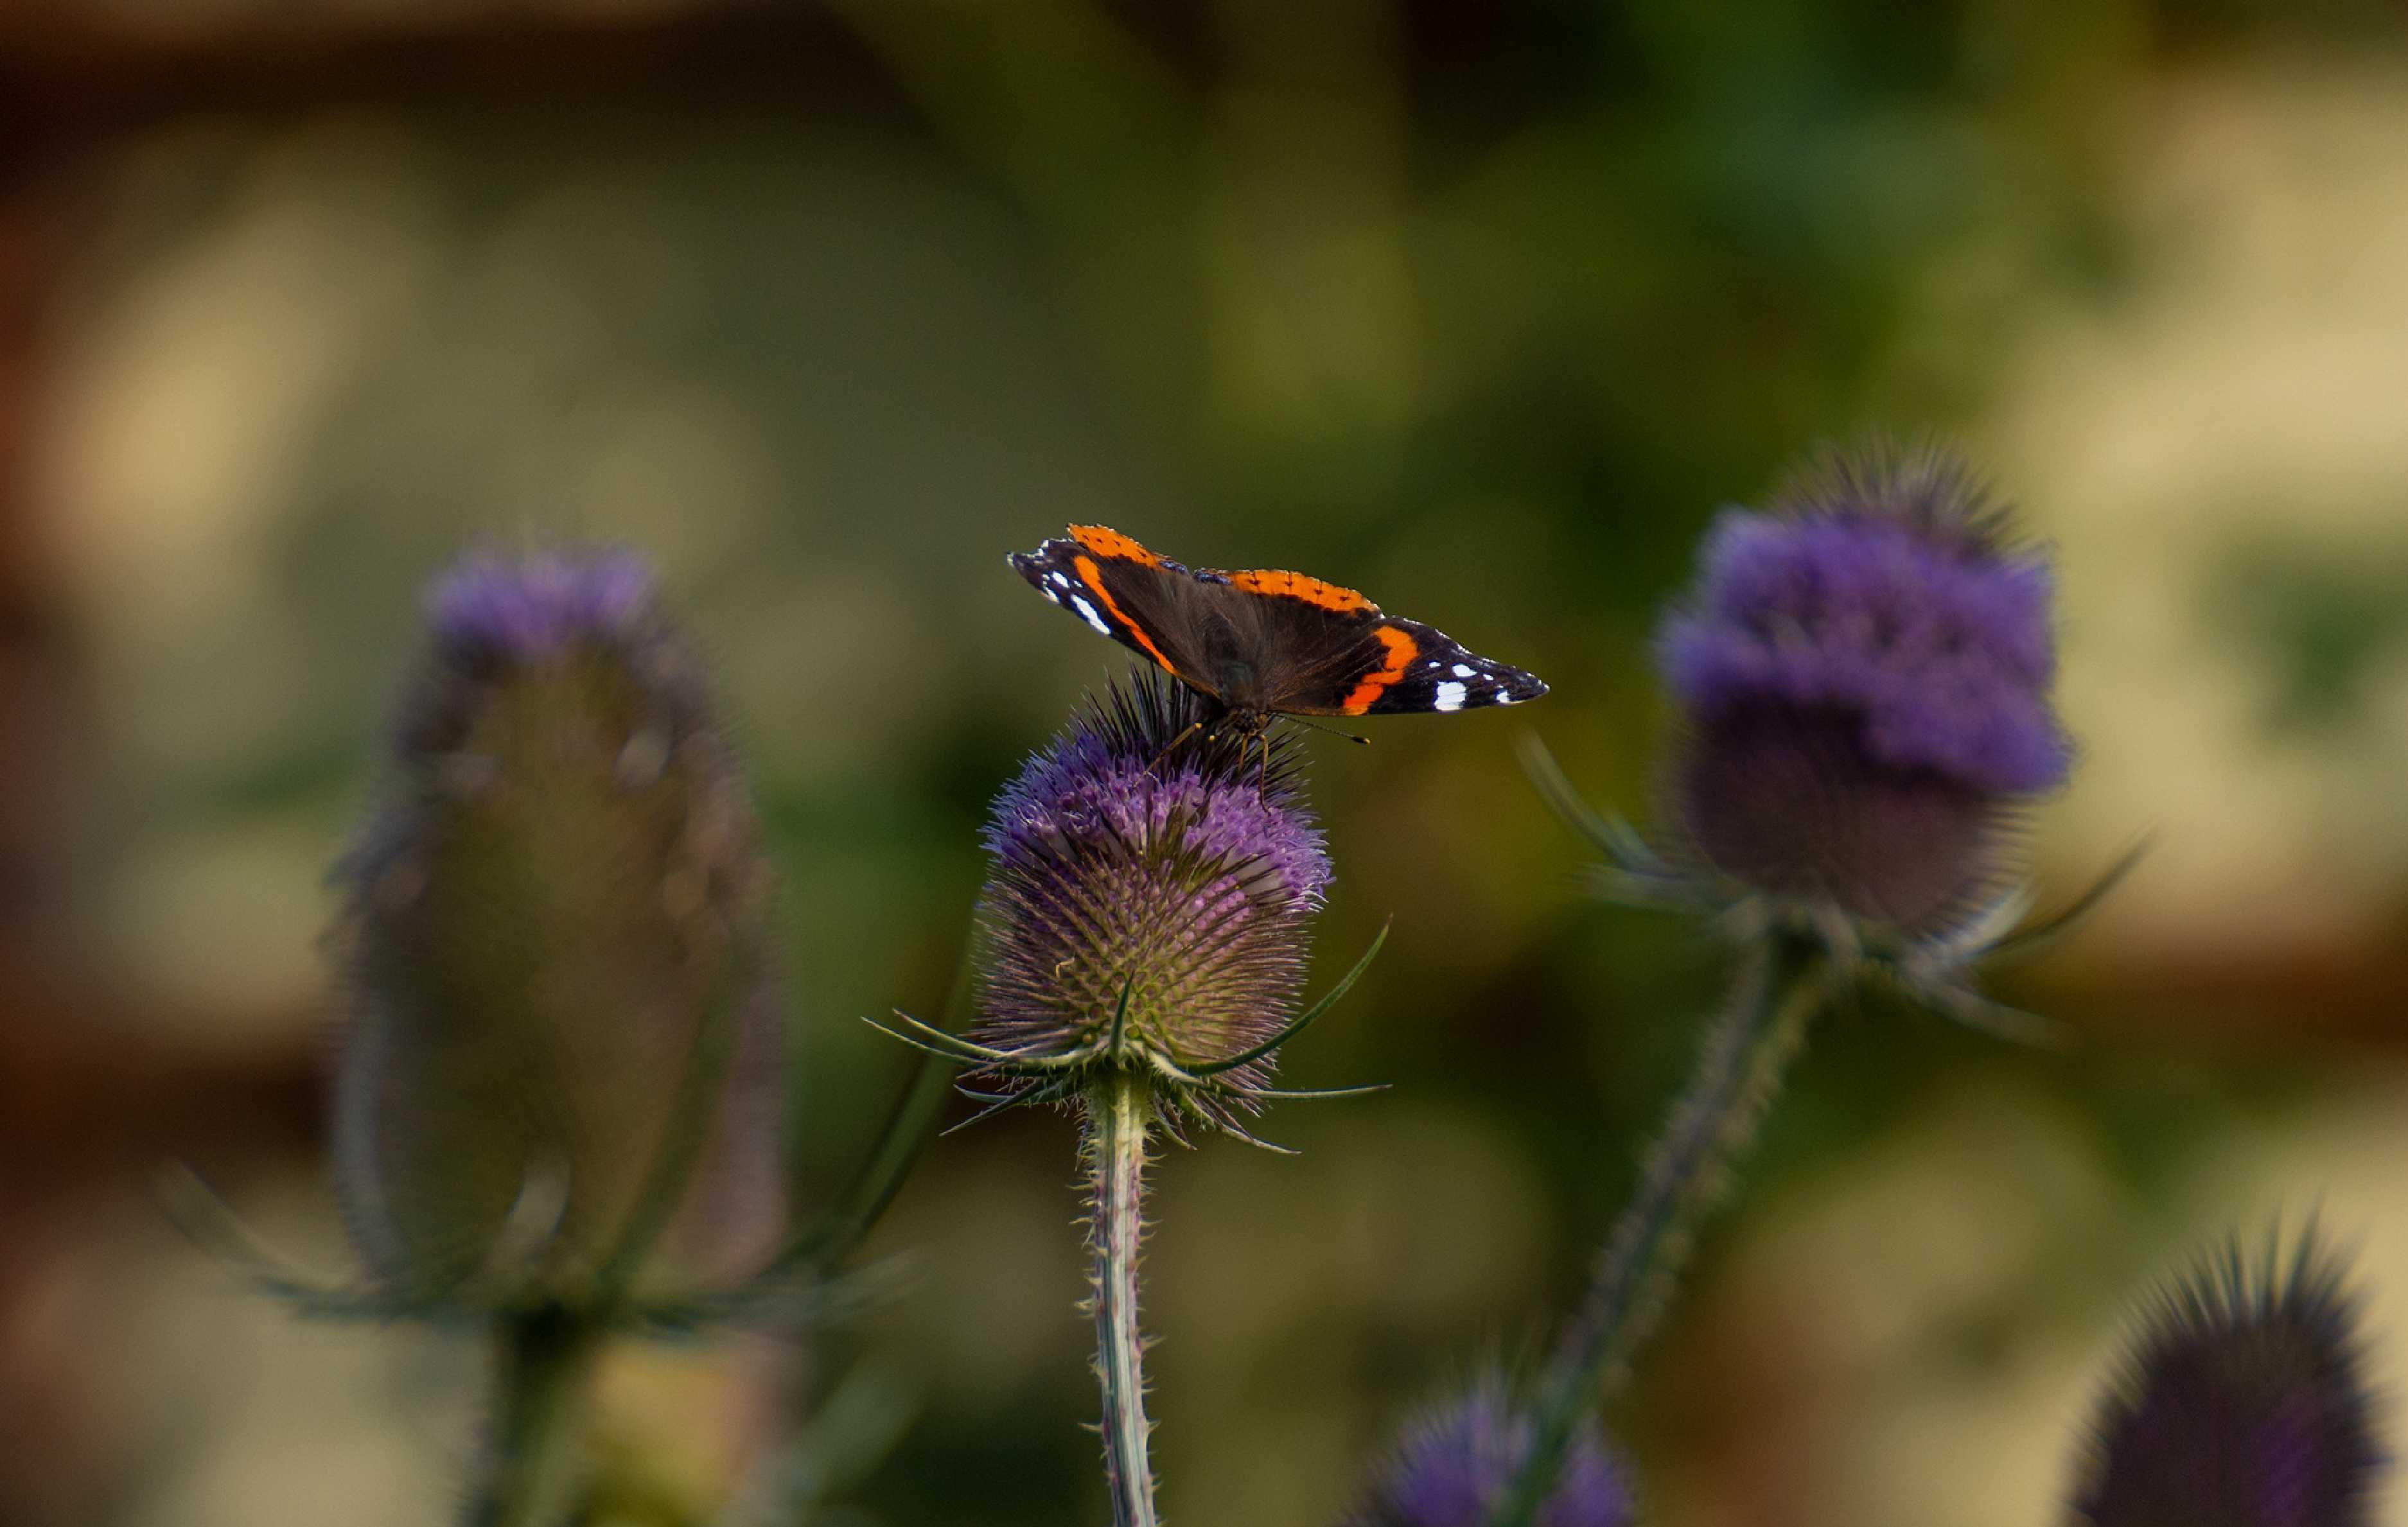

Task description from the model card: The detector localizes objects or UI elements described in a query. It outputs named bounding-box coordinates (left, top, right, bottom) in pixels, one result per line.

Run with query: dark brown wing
left=1008, top=526, right=1224, bottom=698
left=1012, top=534, right=1551, bottom=718
left=1203, top=566, right=1549, bottom=717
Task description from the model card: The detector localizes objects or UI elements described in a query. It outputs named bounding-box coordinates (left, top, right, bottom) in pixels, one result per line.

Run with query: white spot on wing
left=1069, top=595, right=1112, bottom=636
left=1495, top=686, right=1513, bottom=702
left=1434, top=681, right=1468, bottom=711
left=1051, top=570, right=1071, bottom=587
left=1452, top=663, right=1476, bottom=678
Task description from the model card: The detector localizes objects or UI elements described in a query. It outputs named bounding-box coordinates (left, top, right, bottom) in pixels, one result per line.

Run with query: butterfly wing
left=1208, top=568, right=1551, bottom=717
left=1329, top=616, right=1550, bottom=715
left=1012, top=532, right=1552, bottom=719
left=1009, top=526, right=1224, bottom=699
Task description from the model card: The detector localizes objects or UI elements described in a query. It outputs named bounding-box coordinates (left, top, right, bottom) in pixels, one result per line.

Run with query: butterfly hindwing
left=1196, top=566, right=1391, bottom=714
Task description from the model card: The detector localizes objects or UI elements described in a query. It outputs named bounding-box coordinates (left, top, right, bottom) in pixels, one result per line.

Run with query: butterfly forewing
left=1008, top=532, right=1222, bottom=699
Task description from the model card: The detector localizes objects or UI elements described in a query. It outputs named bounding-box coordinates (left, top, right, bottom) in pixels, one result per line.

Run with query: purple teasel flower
left=1527, top=444, right=2123, bottom=1046
left=140, top=548, right=847, bottom=1527
left=1342, top=1375, right=1635, bottom=1527
left=869, top=665, right=1382, bottom=1527
left=1493, top=445, right=2127, bottom=1527
left=2070, top=1228, right=2385, bottom=1527
left=332, top=548, right=786, bottom=1310
left=973, top=668, right=1331, bottom=1119
left=1654, top=445, right=2071, bottom=937
left=873, top=665, right=1378, bottom=1140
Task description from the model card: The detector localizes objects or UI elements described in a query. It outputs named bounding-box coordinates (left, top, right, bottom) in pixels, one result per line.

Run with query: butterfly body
left=1009, top=525, right=1547, bottom=728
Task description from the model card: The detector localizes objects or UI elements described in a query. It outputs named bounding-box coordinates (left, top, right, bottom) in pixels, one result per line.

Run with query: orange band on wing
left=1224, top=568, right=1373, bottom=613
left=1069, top=525, right=1164, bottom=568
left=1072, top=554, right=1177, bottom=674
left=1339, top=625, right=1419, bottom=715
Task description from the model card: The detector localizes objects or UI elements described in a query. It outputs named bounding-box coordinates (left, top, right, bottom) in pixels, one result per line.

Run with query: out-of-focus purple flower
left=1343, top=1377, right=1633, bottom=1527
left=2070, top=1230, right=2384, bottom=1527
left=425, top=550, right=655, bottom=664
left=332, top=550, right=784, bottom=1305
left=1653, top=448, right=2071, bottom=933
left=971, top=668, right=1329, bottom=1121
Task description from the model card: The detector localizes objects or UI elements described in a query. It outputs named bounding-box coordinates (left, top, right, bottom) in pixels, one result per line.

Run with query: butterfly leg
left=1147, top=718, right=1206, bottom=773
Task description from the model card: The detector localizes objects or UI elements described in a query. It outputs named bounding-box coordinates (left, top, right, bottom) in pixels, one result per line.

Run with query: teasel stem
left=1086, top=1070, right=1159, bottom=1527
left=1490, top=930, right=1829, bottom=1527
left=463, top=1303, right=603, bottom=1527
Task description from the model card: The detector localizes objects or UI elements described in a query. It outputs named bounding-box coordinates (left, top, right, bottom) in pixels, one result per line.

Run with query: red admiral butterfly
left=1009, top=525, right=1548, bottom=724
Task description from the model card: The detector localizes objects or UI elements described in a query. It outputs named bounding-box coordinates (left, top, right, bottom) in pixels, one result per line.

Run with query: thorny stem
left=1086, top=1072, right=1159, bottom=1527
left=462, top=1304, right=602, bottom=1527
left=1490, top=931, right=1827, bottom=1527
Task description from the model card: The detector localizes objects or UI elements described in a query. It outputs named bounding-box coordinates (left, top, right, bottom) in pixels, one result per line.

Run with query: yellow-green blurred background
left=5, top=1, right=2408, bottom=1523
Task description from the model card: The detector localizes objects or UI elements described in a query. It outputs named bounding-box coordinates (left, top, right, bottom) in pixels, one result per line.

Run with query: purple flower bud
left=1344, top=1377, right=1634, bottom=1527
left=332, top=550, right=784, bottom=1304
left=1653, top=447, right=2072, bottom=933
left=2070, top=1230, right=2385, bottom=1527
left=972, top=668, right=1330, bottom=1118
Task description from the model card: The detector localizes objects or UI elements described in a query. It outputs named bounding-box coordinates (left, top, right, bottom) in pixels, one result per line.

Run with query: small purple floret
left=1346, top=1381, right=1632, bottom=1527
left=1658, top=506, right=2070, bottom=796
left=425, top=550, right=656, bottom=663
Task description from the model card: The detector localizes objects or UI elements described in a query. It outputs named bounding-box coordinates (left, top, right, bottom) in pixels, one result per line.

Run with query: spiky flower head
left=1342, top=1377, right=1635, bottom=1527
left=1653, top=446, right=2072, bottom=938
left=2070, top=1229, right=2385, bottom=1527
left=964, top=667, right=1332, bottom=1132
left=332, top=549, right=785, bottom=1309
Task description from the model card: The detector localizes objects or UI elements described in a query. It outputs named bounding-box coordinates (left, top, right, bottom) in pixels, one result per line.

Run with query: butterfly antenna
left=1285, top=715, right=1370, bottom=746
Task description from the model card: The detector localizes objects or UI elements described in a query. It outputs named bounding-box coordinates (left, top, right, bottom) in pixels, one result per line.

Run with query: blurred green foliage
left=61, top=0, right=2408, bottom=1523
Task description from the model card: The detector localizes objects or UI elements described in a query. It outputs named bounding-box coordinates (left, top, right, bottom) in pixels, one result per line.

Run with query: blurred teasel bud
left=331, top=550, right=786, bottom=1310
left=1652, top=446, right=2071, bottom=940
left=2070, top=1228, right=2385, bottom=1527
left=947, top=667, right=1338, bottom=1135
left=1342, top=1376, right=1634, bottom=1527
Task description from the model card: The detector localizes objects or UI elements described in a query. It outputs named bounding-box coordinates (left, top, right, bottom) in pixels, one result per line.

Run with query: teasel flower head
left=330, top=549, right=787, bottom=1313
left=1522, top=442, right=2125, bottom=1051
left=2069, top=1228, right=2386, bottom=1527
left=1342, top=1374, right=1635, bottom=1527
left=872, top=667, right=1378, bottom=1140
left=1653, top=445, right=2071, bottom=938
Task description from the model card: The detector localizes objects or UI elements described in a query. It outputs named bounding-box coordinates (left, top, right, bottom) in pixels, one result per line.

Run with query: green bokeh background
left=27, top=1, right=2408, bottom=1523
